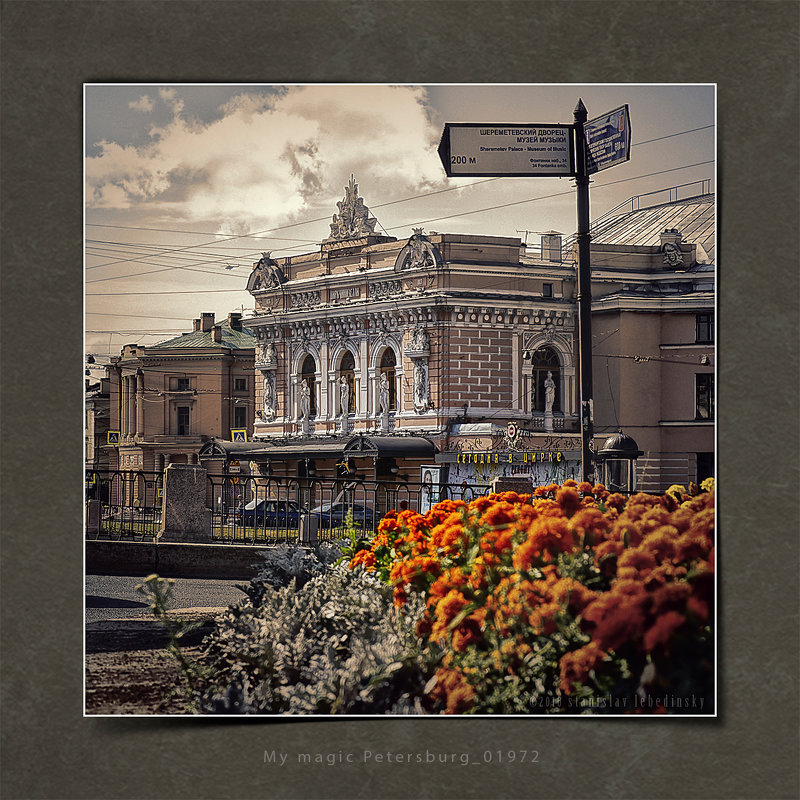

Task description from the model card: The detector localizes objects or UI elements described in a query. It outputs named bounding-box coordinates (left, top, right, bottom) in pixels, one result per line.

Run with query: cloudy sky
left=85, top=83, right=715, bottom=358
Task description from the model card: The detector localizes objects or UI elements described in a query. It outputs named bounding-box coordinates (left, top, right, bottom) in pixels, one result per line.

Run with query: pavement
left=85, top=574, right=248, bottom=624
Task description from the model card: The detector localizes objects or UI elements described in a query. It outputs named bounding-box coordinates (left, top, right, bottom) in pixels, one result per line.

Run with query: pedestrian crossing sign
left=107, top=430, right=120, bottom=444
left=231, top=429, right=248, bottom=442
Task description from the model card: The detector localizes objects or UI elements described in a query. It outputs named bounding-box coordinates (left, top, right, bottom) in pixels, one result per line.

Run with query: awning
left=199, top=434, right=436, bottom=462
left=343, top=434, right=436, bottom=459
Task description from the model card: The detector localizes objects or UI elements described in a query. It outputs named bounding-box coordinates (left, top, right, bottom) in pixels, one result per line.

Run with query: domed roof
left=598, top=430, right=643, bottom=457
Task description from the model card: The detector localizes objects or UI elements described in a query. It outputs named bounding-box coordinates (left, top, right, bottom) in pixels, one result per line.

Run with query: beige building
left=201, top=178, right=714, bottom=494
left=106, top=312, right=255, bottom=473
left=585, top=190, right=715, bottom=491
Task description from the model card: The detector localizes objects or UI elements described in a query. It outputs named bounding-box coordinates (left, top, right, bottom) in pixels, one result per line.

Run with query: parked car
left=310, top=502, right=376, bottom=529
left=240, top=499, right=302, bottom=528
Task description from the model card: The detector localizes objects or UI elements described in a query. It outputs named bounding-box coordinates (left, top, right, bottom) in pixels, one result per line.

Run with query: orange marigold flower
left=570, top=507, right=610, bottom=544
left=555, top=486, right=582, bottom=517
left=469, top=496, right=495, bottom=514
left=451, top=613, right=484, bottom=652
left=650, top=582, right=692, bottom=616
left=674, top=531, right=713, bottom=563
left=643, top=610, right=685, bottom=652
left=528, top=602, right=561, bottom=635
left=616, top=548, right=657, bottom=580
left=640, top=526, right=679, bottom=562
left=559, top=641, right=606, bottom=694
left=433, top=589, right=470, bottom=630
left=349, top=549, right=377, bottom=571
left=482, top=501, right=517, bottom=528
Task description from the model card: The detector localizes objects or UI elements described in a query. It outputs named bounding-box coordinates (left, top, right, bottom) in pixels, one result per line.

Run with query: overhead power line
left=84, top=122, right=714, bottom=278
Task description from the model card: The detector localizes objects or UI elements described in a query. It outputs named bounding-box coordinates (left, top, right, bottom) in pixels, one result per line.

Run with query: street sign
left=228, top=460, right=241, bottom=474
left=584, top=105, right=631, bottom=175
left=438, top=123, right=575, bottom=177
left=230, top=429, right=248, bottom=442
left=107, top=430, right=120, bottom=444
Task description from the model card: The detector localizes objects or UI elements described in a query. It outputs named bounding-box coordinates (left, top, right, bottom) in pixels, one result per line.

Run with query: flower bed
left=347, top=479, right=715, bottom=714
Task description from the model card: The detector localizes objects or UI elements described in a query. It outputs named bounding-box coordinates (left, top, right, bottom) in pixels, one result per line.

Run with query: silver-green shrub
left=197, top=564, right=435, bottom=714
left=239, top=539, right=346, bottom=604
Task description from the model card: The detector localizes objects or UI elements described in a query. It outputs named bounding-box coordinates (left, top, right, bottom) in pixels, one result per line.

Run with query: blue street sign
left=231, top=429, right=248, bottom=442
left=584, top=105, right=631, bottom=174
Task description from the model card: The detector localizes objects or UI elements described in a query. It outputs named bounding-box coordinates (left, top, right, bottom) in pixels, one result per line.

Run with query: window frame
left=695, top=373, right=714, bottom=420
left=695, top=312, right=713, bottom=344
left=176, top=405, right=191, bottom=435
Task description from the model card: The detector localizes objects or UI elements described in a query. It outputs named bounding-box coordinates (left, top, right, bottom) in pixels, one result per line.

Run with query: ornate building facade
left=232, top=175, right=588, bottom=488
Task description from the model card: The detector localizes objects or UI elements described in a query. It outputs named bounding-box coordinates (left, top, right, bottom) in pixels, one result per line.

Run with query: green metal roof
left=151, top=322, right=255, bottom=351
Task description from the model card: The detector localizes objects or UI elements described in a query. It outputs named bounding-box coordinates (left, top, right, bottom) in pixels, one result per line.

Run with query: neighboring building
left=200, top=177, right=714, bottom=494
left=106, top=312, right=255, bottom=473
left=85, top=364, right=110, bottom=470
left=583, top=190, right=716, bottom=491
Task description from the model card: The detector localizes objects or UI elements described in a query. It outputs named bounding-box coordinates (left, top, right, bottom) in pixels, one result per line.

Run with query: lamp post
left=574, top=99, right=595, bottom=484
left=596, top=431, right=643, bottom=494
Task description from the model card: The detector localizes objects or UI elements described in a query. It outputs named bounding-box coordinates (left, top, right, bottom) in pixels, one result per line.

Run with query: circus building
left=200, top=177, right=714, bottom=494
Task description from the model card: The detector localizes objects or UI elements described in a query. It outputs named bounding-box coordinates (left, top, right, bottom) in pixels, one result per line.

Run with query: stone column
left=158, top=463, right=212, bottom=542
left=121, top=376, right=129, bottom=438
left=127, top=376, right=136, bottom=440
left=136, top=372, right=144, bottom=437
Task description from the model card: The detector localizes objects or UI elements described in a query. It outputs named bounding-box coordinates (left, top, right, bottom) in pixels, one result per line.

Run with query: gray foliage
left=198, top=564, right=436, bottom=714
left=238, top=539, right=346, bottom=605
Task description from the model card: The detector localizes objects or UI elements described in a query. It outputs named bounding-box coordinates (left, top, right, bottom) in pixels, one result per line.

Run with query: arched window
left=379, top=348, right=397, bottom=411
left=300, top=354, right=317, bottom=417
left=339, top=351, right=356, bottom=414
left=531, top=347, right=560, bottom=413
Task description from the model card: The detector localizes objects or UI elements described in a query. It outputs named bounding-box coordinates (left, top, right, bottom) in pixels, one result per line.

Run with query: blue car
left=310, top=502, right=377, bottom=529
left=240, top=499, right=302, bottom=528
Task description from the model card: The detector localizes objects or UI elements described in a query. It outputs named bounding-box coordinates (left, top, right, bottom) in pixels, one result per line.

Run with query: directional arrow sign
left=438, top=123, right=575, bottom=177
left=584, top=105, right=631, bottom=174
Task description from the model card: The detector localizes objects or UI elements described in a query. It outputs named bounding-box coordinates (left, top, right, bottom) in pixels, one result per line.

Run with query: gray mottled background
left=1, top=2, right=798, bottom=798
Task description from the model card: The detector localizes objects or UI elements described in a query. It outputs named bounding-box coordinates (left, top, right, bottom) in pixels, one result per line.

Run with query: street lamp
left=596, top=430, right=643, bottom=494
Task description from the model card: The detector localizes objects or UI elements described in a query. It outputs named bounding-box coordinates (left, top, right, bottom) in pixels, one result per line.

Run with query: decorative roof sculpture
left=247, top=251, right=287, bottom=292
left=326, top=174, right=379, bottom=241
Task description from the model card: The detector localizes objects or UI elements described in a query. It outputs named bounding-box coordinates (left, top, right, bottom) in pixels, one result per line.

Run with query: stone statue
left=339, top=375, right=350, bottom=416
left=263, top=372, right=276, bottom=420
left=378, top=372, right=390, bottom=415
left=327, top=175, right=379, bottom=241
left=544, top=371, right=556, bottom=414
left=411, top=326, right=429, bottom=351
left=299, top=380, right=311, bottom=420
left=413, top=361, right=427, bottom=409
left=250, top=252, right=287, bottom=290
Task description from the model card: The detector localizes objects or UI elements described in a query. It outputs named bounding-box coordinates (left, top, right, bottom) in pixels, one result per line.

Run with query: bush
left=349, top=480, right=715, bottom=714
left=196, top=565, right=434, bottom=714
left=239, top=539, right=347, bottom=605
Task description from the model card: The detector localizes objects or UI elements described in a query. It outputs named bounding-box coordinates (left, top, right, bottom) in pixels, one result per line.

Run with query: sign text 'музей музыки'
left=437, top=123, right=575, bottom=177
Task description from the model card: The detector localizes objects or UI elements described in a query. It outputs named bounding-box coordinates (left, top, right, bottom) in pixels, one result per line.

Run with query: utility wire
left=84, top=122, right=714, bottom=275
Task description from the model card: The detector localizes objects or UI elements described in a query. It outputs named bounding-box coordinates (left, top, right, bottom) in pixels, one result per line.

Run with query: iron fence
left=85, top=469, right=491, bottom=545
left=206, top=474, right=491, bottom=545
left=85, top=470, right=164, bottom=541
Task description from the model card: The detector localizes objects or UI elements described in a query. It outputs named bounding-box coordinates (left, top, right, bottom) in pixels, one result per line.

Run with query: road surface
left=85, top=574, right=247, bottom=624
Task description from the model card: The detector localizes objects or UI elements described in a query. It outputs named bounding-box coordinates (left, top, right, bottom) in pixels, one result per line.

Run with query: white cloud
left=128, top=94, right=154, bottom=112
left=86, top=85, right=446, bottom=236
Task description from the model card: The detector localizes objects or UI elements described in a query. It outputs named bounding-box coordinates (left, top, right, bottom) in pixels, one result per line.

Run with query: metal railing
left=85, top=470, right=492, bottom=545
left=85, top=470, right=164, bottom=541
left=206, top=474, right=491, bottom=545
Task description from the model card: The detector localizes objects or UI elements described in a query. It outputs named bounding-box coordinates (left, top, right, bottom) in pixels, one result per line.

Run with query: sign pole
left=573, top=99, right=595, bottom=484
